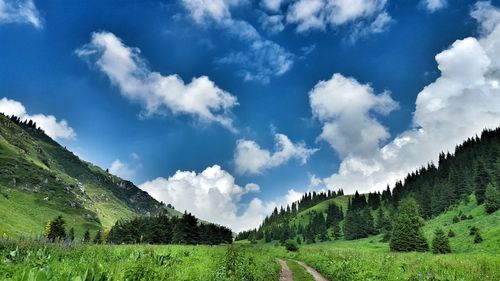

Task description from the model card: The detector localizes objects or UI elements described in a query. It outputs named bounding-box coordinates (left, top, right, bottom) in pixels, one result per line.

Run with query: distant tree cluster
left=107, top=211, right=232, bottom=245
left=44, top=215, right=102, bottom=244
left=6, top=114, right=44, bottom=132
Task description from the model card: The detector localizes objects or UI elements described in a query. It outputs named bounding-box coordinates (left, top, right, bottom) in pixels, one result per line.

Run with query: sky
left=1, top=0, right=500, bottom=232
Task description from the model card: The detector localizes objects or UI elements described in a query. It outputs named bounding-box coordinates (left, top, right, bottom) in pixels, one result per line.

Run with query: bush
left=474, top=232, right=483, bottom=244
left=469, top=226, right=479, bottom=236
left=284, top=239, right=299, bottom=252
left=452, top=215, right=460, bottom=223
left=432, top=228, right=451, bottom=254
left=447, top=229, right=455, bottom=238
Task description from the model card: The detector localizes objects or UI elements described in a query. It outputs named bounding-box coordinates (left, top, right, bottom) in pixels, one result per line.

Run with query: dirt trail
left=278, top=259, right=293, bottom=281
left=296, top=261, right=329, bottom=281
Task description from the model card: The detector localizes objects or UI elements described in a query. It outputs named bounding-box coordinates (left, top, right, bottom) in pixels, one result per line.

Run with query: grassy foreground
left=0, top=240, right=280, bottom=281
left=1, top=238, right=498, bottom=281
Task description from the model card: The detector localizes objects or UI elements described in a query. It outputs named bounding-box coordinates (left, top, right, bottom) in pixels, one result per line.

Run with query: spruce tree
left=68, top=227, right=75, bottom=242
left=45, top=215, right=67, bottom=242
left=94, top=229, right=103, bottom=244
left=390, top=198, right=428, bottom=252
left=485, top=183, right=500, bottom=213
left=474, top=232, right=483, bottom=243
left=474, top=161, right=491, bottom=204
left=83, top=229, right=90, bottom=243
left=431, top=228, right=451, bottom=254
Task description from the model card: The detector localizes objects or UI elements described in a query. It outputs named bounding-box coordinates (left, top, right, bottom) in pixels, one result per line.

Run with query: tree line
left=107, top=211, right=232, bottom=245
left=43, top=211, right=233, bottom=246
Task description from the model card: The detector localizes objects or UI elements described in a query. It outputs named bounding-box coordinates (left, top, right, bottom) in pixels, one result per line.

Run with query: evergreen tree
left=332, top=223, right=341, bottom=240
left=474, top=161, right=491, bottom=204
left=431, top=228, right=451, bottom=254
left=83, top=229, right=90, bottom=243
left=485, top=183, right=500, bottom=213
left=68, top=227, right=75, bottom=242
left=45, top=215, right=67, bottom=242
left=390, top=198, right=428, bottom=252
left=447, top=229, right=455, bottom=238
left=94, top=229, right=103, bottom=244
left=474, top=232, right=483, bottom=243
left=376, top=208, right=391, bottom=241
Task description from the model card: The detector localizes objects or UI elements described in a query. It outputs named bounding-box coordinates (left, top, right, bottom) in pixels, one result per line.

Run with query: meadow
left=1, top=237, right=499, bottom=281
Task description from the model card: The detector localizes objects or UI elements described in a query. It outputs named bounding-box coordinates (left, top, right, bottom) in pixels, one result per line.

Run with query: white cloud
left=318, top=3, right=500, bottom=194
left=309, top=73, right=398, bottom=157
left=218, top=39, right=294, bottom=83
left=108, top=153, right=143, bottom=181
left=0, top=97, right=76, bottom=140
left=139, top=165, right=301, bottom=232
left=471, top=1, right=500, bottom=35
left=182, top=0, right=294, bottom=83
left=285, top=0, right=390, bottom=37
left=76, top=31, right=238, bottom=131
left=261, top=0, right=285, bottom=12
left=422, top=0, right=447, bottom=12
left=234, top=133, right=318, bottom=174
left=0, top=0, right=42, bottom=28
left=258, top=13, right=285, bottom=34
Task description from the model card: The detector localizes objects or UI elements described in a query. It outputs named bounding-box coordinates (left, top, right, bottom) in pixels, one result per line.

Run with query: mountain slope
left=0, top=114, right=180, bottom=238
left=238, top=127, right=500, bottom=254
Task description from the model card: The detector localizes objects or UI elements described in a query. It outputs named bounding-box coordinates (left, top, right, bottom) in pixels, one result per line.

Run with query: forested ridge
left=236, top=127, right=500, bottom=249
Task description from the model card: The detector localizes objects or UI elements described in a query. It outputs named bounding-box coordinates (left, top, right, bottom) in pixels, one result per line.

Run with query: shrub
left=432, top=228, right=451, bottom=254
left=284, top=239, right=299, bottom=252
left=447, top=229, right=455, bottom=238
left=452, top=215, right=460, bottom=223
left=469, top=226, right=479, bottom=236
left=474, top=232, right=483, bottom=244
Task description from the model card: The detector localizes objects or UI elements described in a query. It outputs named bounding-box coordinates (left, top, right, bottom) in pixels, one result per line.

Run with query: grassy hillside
left=0, top=114, right=180, bottom=238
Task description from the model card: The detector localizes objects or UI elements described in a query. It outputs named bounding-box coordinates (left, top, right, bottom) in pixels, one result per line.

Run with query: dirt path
left=278, top=259, right=293, bottom=281
left=296, top=261, right=329, bottom=281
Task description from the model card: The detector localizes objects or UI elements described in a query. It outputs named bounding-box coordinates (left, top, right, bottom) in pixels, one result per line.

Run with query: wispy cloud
left=0, top=0, right=43, bottom=28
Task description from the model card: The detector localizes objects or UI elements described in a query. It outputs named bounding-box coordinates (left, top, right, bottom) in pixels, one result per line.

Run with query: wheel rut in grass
left=296, top=260, right=328, bottom=281
left=278, top=259, right=293, bottom=281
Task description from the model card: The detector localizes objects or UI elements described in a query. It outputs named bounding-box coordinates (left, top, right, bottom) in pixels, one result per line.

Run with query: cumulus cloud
left=182, top=0, right=294, bottom=83
left=309, top=73, right=398, bottom=157
left=0, top=97, right=76, bottom=140
left=422, top=0, right=447, bottom=12
left=317, top=2, right=500, bottom=194
left=139, top=165, right=302, bottom=232
left=0, top=0, right=42, bottom=28
left=285, top=0, right=391, bottom=38
left=234, top=133, right=318, bottom=174
left=76, top=31, right=238, bottom=131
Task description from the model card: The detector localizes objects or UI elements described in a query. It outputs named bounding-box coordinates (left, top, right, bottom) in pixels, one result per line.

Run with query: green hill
left=0, top=114, right=180, bottom=238
left=236, top=127, right=500, bottom=254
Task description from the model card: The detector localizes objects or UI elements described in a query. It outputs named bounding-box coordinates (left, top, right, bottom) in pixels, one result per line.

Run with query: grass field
left=0, top=238, right=498, bottom=281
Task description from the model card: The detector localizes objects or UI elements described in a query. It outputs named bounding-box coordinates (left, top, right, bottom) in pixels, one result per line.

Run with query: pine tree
left=485, top=183, right=500, bottom=213
left=474, top=232, right=483, bottom=243
left=390, top=198, right=428, bottom=252
left=474, top=161, right=491, bottom=204
left=431, top=228, right=451, bottom=254
left=45, top=215, right=67, bottom=242
left=68, top=227, right=75, bottom=242
left=83, top=229, right=90, bottom=243
left=94, top=229, right=103, bottom=244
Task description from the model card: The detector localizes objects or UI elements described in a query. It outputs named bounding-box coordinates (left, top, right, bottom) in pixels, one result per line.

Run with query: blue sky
left=2, top=0, right=500, bottom=231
